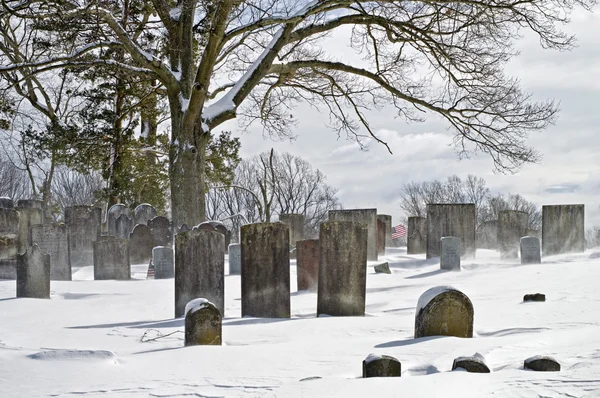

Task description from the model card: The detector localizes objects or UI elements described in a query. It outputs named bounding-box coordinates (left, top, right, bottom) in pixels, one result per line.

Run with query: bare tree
left=0, top=158, right=30, bottom=200
left=51, top=166, right=104, bottom=218
left=479, top=193, right=542, bottom=231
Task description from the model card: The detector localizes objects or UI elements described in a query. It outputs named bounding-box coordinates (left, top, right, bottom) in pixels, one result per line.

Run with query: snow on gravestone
left=296, top=239, right=319, bottom=291
left=362, top=354, right=401, bottom=378
left=377, top=214, right=392, bottom=248
left=452, top=354, right=490, bottom=373
left=440, top=237, right=461, bottom=271
left=426, top=204, right=476, bottom=259
left=107, top=204, right=130, bottom=237
left=65, top=206, right=101, bottom=268
left=16, top=205, right=43, bottom=255
left=133, top=203, right=157, bottom=226
left=414, top=286, right=474, bottom=338
left=0, top=197, right=14, bottom=208
left=328, top=209, right=378, bottom=261
left=114, top=214, right=133, bottom=240
left=16, top=244, right=50, bottom=299
left=241, top=222, right=290, bottom=318
left=148, top=216, right=172, bottom=248
left=407, top=216, right=427, bottom=255
left=93, top=236, right=130, bottom=280
left=498, top=210, right=529, bottom=260
left=278, top=214, right=305, bottom=246
left=30, top=223, right=70, bottom=281
left=175, top=229, right=224, bottom=318
left=542, top=204, right=585, bottom=256
left=317, top=221, right=368, bottom=317
left=184, top=299, right=222, bottom=346
left=520, top=237, right=541, bottom=265
left=228, top=243, right=241, bottom=275
left=377, top=219, right=386, bottom=256
left=129, top=224, right=153, bottom=264
left=152, top=246, right=174, bottom=279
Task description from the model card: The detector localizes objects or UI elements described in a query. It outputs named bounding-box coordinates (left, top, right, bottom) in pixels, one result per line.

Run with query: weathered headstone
left=148, top=216, right=172, bottom=248
left=93, top=236, right=130, bottom=280
left=17, top=206, right=43, bottom=254
left=30, top=223, right=70, bottom=280
left=523, top=293, right=545, bottom=302
left=476, top=220, right=498, bottom=249
left=407, top=216, right=427, bottom=255
left=524, top=356, right=560, bottom=372
left=133, top=203, right=157, bottom=226
left=452, top=355, right=490, bottom=373
left=542, top=204, right=585, bottom=256
left=374, top=262, right=391, bottom=274
left=175, top=229, right=225, bottom=317
left=16, top=244, right=50, bottom=298
left=107, top=204, right=130, bottom=237
left=362, top=354, right=401, bottom=378
left=129, top=224, right=153, bottom=264
left=296, top=239, right=319, bottom=291
left=114, top=214, right=133, bottom=239
left=377, top=219, right=386, bottom=256
left=414, top=286, right=474, bottom=338
left=0, top=197, right=14, bottom=208
left=241, top=222, right=290, bottom=318
left=520, top=236, right=541, bottom=265
left=228, top=243, right=241, bottom=275
left=377, top=214, right=392, bottom=248
left=440, top=237, right=461, bottom=271
left=16, top=199, right=42, bottom=209
left=279, top=214, right=305, bottom=246
left=0, top=208, right=19, bottom=260
left=65, top=206, right=102, bottom=268
left=426, top=204, right=476, bottom=259
left=195, top=221, right=230, bottom=252
left=317, top=221, right=367, bottom=317
left=184, top=299, right=222, bottom=346
left=329, top=209, right=378, bottom=261
left=498, top=210, right=529, bottom=259
left=152, top=246, right=174, bottom=279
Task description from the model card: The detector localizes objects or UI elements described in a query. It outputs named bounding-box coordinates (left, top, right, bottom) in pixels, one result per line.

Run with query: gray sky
left=225, top=8, right=600, bottom=228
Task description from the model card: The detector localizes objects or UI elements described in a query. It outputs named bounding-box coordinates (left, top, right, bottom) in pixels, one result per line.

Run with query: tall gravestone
left=440, top=237, right=461, bottom=271
left=329, top=209, right=378, bottom=261
left=152, top=246, right=174, bottom=279
left=542, top=204, right=585, bottom=256
left=16, top=244, right=50, bottom=298
left=377, top=214, right=392, bottom=248
left=476, top=220, right=498, bottom=249
left=498, top=210, right=529, bottom=259
left=115, top=214, right=133, bottom=239
left=148, top=216, right=172, bottom=248
left=129, top=224, right=153, bottom=264
left=175, top=229, right=225, bottom=317
left=376, top=219, right=386, bottom=256
left=241, top=222, right=290, bottom=318
left=0, top=197, right=14, bottom=208
left=65, top=206, right=102, bottom=268
left=93, top=236, right=130, bottom=280
left=296, top=239, right=319, bottom=291
left=107, top=204, right=130, bottom=237
left=407, top=216, right=427, bottom=255
left=133, top=203, right=157, bottom=226
left=317, top=221, right=368, bottom=317
left=17, top=206, right=43, bottom=254
left=0, top=208, right=20, bottom=279
left=520, top=237, right=541, bottom=265
left=30, top=223, right=70, bottom=280
left=228, top=243, right=241, bottom=275
left=279, top=214, right=305, bottom=246
left=415, top=286, right=474, bottom=338
left=426, top=204, right=476, bottom=259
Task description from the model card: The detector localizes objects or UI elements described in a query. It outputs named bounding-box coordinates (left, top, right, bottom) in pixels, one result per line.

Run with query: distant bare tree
left=585, top=227, right=600, bottom=249
left=479, top=193, right=541, bottom=231
left=51, top=167, right=104, bottom=218
left=0, top=158, right=30, bottom=200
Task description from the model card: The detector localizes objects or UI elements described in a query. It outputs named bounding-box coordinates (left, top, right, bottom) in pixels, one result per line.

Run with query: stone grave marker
left=426, top=204, right=476, bottom=259
left=30, top=223, right=70, bottom=280
left=407, top=216, right=427, bottom=254
left=115, top=214, right=133, bottom=239
left=129, top=224, right=153, bottom=264
left=414, top=286, right=474, bottom=338
left=152, top=246, right=174, bottom=279
left=228, top=243, right=241, bottom=275
left=520, top=236, right=541, bottom=265
left=133, top=203, right=157, bottom=226
left=65, top=206, right=102, bottom=268
left=16, top=244, right=50, bottom=298
left=0, top=208, right=19, bottom=261
left=498, top=210, right=529, bottom=259
left=329, top=209, right=378, bottom=261
left=362, top=354, right=401, bottom=378
left=542, top=204, right=585, bottom=256
left=93, top=236, right=130, bottom=280
left=279, top=214, right=305, bottom=246
left=184, top=299, right=222, bottom=346
left=148, top=216, right=172, bottom=248
left=452, top=355, right=490, bottom=373
left=296, top=239, right=319, bottom=291
left=377, top=219, right=386, bottom=256
left=107, top=204, right=130, bottom=237
left=440, top=237, right=461, bottom=271
left=17, top=206, right=43, bottom=254
left=377, top=214, right=392, bottom=248
left=524, top=356, right=560, bottom=372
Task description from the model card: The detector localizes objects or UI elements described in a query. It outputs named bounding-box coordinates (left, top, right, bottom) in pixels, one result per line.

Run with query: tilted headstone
left=30, top=223, right=70, bottom=280
left=426, top=204, right=476, bottom=259
left=107, top=204, right=130, bottom=237
left=129, top=224, right=153, bottom=264
left=414, top=286, right=474, bottom=338
left=241, top=222, right=290, bottom=318
left=377, top=214, right=392, bottom=248
left=0, top=197, right=14, bottom=208
left=476, top=220, right=498, bottom=250
left=374, top=262, right=391, bottom=274
left=542, top=204, right=585, bottom=256
left=498, top=210, right=529, bottom=259
left=93, top=236, right=130, bottom=280
left=440, top=237, right=461, bottom=271
left=17, top=206, right=43, bottom=254
left=114, top=214, right=133, bottom=239
left=329, top=209, right=378, bottom=261
left=65, top=206, right=102, bottom=268
left=362, top=354, right=401, bottom=378
left=279, top=214, right=305, bottom=246
left=296, top=239, right=319, bottom=291
left=133, top=203, right=157, bottom=226
left=407, top=216, right=427, bottom=254
left=175, top=229, right=225, bottom=317
left=148, top=216, right=172, bottom=248
left=16, top=244, right=50, bottom=298
left=184, top=299, right=222, bottom=346
left=520, top=236, right=541, bottom=265
left=228, top=243, right=241, bottom=275
left=376, top=219, right=386, bottom=256
left=152, top=246, right=174, bottom=279
left=317, top=221, right=367, bottom=317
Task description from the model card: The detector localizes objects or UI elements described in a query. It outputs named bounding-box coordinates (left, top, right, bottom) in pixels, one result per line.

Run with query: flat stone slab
left=524, top=355, right=560, bottom=372
left=452, top=355, right=490, bottom=373
left=523, top=293, right=545, bottom=302
left=362, top=354, right=401, bottom=378
left=374, top=262, right=391, bottom=274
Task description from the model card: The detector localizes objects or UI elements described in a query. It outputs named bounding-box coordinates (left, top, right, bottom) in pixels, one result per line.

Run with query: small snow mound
left=364, top=353, right=382, bottom=364
left=525, top=355, right=555, bottom=364
left=28, top=349, right=117, bottom=362
left=416, top=286, right=458, bottom=314
left=184, top=298, right=213, bottom=317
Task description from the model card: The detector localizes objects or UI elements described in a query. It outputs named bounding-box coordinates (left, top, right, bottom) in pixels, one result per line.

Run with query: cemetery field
left=1, top=248, right=600, bottom=397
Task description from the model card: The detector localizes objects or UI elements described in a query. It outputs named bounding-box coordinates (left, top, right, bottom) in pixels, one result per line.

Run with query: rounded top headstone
left=134, top=204, right=157, bottom=225
left=415, top=286, right=474, bottom=338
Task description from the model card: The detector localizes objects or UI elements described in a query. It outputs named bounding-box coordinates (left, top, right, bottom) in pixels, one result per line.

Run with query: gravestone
left=65, top=206, right=102, bottom=268
left=476, top=220, right=498, bottom=249
left=195, top=221, right=230, bottom=252
left=30, top=223, right=70, bottom=280
left=520, top=237, right=541, bottom=264
left=440, top=237, right=461, bottom=271
left=296, top=239, right=319, bottom=291
left=178, top=224, right=190, bottom=233
left=524, top=293, right=545, bottom=302
left=93, top=236, right=130, bottom=280
left=377, top=219, right=386, bottom=256
left=0, top=197, right=14, bottom=208
left=377, top=214, right=392, bottom=248
left=317, top=221, right=367, bottom=316
left=228, top=243, right=241, bottom=275
left=152, top=246, right=174, bottom=279
left=241, top=222, right=290, bottom=318
left=16, top=244, right=50, bottom=298
left=498, top=210, right=529, bottom=259
left=148, top=216, right=172, bottom=248
left=184, top=299, right=222, bottom=346
left=329, top=209, right=378, bottom=261
left=279, top=214, right=305, bottom=246
left=129, top=224, right=153, bottom=264
left=524, top=356, right=560, bottom=372
left=0, top=208, right=19, bottom=261
left=114, top=214, right=133, bottom=239
left=374, top=262, right=391, bottom=274
left=414, top=286, right=474, bottom=338
left=452, top=355, right=490, bottom=373
left=542, top=204, right=585, bottom=256
left=107, top=204, right=130, bottom=237
left=426, top=204, right=476, bottom=259
left=407, top=216, right=427, bottom=255
left=17, top=206, right=43, bottom=254
left=175, top=229, right=225, bottom=317
left=133, top=203, right=157, bottom=226
left=16, top=199, right=42, bottom=208
left=362, top=354, right=401, bottom=378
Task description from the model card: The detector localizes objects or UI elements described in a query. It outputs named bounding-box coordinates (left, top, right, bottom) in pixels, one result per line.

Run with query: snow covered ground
left=1, top=248, right=600, bottom=397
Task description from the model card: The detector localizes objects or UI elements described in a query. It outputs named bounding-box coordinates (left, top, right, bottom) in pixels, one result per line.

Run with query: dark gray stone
left=317, top=221, right=367, bottom=317
left=520, top=237, right=541, bottom=264
left=175, top=229, right=225, bottom=317
left=30, top=223, right=70, bottom=281
left=377, top=219, right=386, bottom=256
left=184, top=299, right=222, bottom=346
left=107, top=204, right=130, bottom=237
left=362, top=354, right=401, bottom=378
left=296, top=239, right=319, bottom=291
left=178, top=224, right=190, bottom=233
left=16, top=244, right=50, bottom=298
left=524, top=355, right=560, bottom=371
left=524, top=293, right=545, bottom=302
left=452, top=355, right=490, bottom=373
left=279, top=214, right=305, bottom=246
left=476, top=220, right=498, bottom=249
left=148, top=216, right=172, bottom=248
left=0, top=197, right=14, bottom=208
left=228, top=243, right=241, bottom=275
left=440, top=237, right=461, bottom=271
left=407, top=216, right=427, bottom=255
left=133, top=204, right=157, bottom=226
left=114, top=214, right=133, bottom=239
left=195, top=221, right=230, bottom=252
left=17, top=206, right=43, bottom=254
left=498, top=210, right=529, bottom=259
left=16, top=199, right=42, bottom=209
left=93, top=236, right=130, bottom=280
left=152, top=246, right=174, bottom=279
left=377, top=214, right=392, bottom=248
left=129, top=224, right=153, bottom=264
left=0, top=208, right=19, bottom=261
left=374, top=262, right=391, bottom=274
left=329, top=209, right=378, bottom=261
left=65, top=206, right=102, bottom=268
left=542, top=205, right=585, bottom=256
left=241, top=222, right=290, bottom=318
left=415, top=286, right=474, bottom=338
left=426, top=204, right=476, bottom=259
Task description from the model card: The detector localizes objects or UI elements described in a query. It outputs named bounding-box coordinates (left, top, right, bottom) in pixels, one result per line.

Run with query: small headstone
left=184, top=299, right=222, bottom=346
left=93, top=236, right=130, bottom=280
left=520, top=237, right=541, bottom=264
left=374, top=262, right=391, bottom=274
left=523, top=293, right=545, bottom=302
left=65, top=206, right=102, bottom=268
left=30, top=223, right=70, bottom=281
left=377, top=219, right=386, bottom=256
left=362, top=354, right=401, bottom=378
left=524, top=355, right=560, bottom=372
left=0, top=197, right=14, bottom=208
left=107, top=204, right=130, bottom=237
left=452, top=355, right=490, bottom=373
left=129, top=224, right=153, bottom=264
left=114, top=214, right=133, bottom=239
left=148, top=216, right=172, bottom=248
left=440, top=236, right=461, bottom=271
left=228, top=243, right=241, bottom=275
left=133, top=204, right=157, bottom=226
left=152, top=246, right=174, bottom=279
left=296, top=239, right=319, bottom=291
left=415, top=286, right=474, bottom=338
left=16, top=245, right=50, bottom=298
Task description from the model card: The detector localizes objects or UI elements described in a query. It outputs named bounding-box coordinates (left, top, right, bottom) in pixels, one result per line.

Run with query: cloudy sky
left=224, top=6, right=600, bottom=228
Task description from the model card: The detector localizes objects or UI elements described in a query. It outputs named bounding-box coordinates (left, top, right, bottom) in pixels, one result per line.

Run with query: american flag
left=391, top=224, right=407, bottom=239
